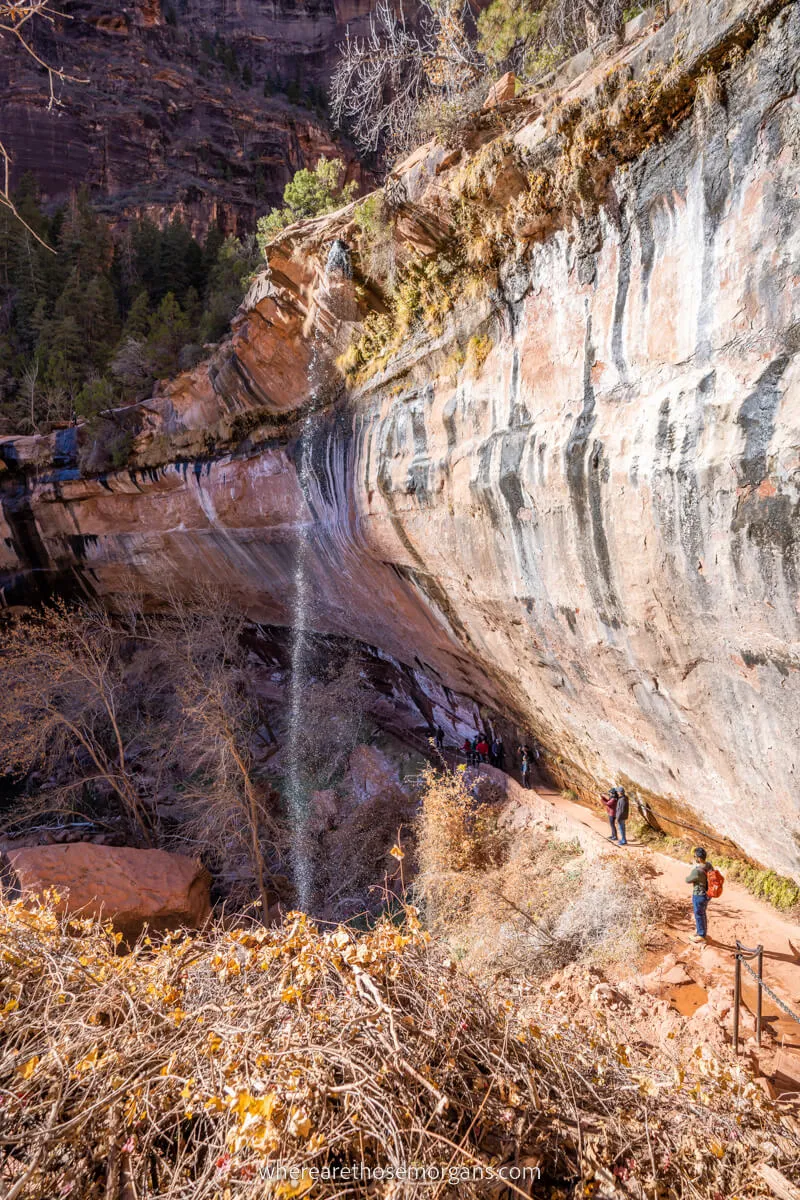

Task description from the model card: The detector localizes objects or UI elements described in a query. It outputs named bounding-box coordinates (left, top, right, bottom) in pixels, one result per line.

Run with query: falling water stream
left=286, top=239, right=352, bottom=911
left=286, top=399, right=317, bottom=912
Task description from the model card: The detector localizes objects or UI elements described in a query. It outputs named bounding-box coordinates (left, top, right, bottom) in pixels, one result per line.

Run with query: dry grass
left=1, top=893, right=797, bottom=1198
left=415, top=766, right=662, bottom=981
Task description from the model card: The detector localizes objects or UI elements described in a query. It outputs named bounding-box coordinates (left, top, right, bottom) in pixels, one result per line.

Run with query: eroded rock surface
left=1, top=0, right=799, bottom=879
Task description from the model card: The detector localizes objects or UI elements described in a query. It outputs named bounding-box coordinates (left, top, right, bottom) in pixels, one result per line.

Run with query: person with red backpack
left=686, top=847, right=724, bottom=942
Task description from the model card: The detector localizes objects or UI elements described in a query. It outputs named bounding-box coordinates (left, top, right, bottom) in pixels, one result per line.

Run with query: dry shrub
left=315, top=786, right=418, bottom=918
left=288, top=658, right=371, bottom=793
left=472, top=849, right=663, bottom=980
left=415, top=767, right=660, bottom=980
left=416, top=764, right=508, bottom=874
left=1, top=894, right=796, bottom=1199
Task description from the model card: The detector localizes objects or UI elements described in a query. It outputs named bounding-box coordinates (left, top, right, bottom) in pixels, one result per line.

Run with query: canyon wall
left=2, top=0, right=799, bottom=878
left=0, top=0, right=372, bottom=230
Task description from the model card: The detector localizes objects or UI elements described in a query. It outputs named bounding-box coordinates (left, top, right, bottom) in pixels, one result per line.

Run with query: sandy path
left=487, top=769, right=800, bottom=1090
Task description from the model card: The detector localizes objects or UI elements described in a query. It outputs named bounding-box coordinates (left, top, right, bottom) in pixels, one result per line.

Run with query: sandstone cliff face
left=0, top=0, right=371, bottom=230
left=2, top=0, right=799, bottom=879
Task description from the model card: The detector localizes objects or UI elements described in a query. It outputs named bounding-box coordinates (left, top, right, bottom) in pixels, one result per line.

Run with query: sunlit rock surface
left=2, top=0, right=799, bottom=878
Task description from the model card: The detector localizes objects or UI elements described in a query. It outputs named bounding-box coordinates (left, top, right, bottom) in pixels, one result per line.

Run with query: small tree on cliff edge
left=256, top=157, right=358, bottom=252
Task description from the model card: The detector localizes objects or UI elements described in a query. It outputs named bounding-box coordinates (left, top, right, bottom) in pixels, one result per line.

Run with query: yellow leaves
left=1, top=997, right=19, bottom=1016
left=288, top=1107, right=313, bottom=1138
left=207, top=1031, right=223, bottom=1054
left=226, top=1089, right=282, bottom=1154
left=231, top=1089, right=278, bottom=1124
left=389, top=843, right=405, bottom=860
left=708, top=1139, right=726, bottom=1159
left=168, top=1008, right=187, bottom=1026
left=73, top=1045, right=103, bottom=1075
left=275, top=1177, right=314, bottom=1199
left=17, top=1055, right=39, bottom=1079
left=281, top=986, right=304, bottom=1005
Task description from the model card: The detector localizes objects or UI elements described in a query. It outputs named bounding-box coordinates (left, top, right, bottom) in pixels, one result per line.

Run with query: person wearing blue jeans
left=602, top=786, right=629, bottom=845
left=686, top=847, right=710, bottom=942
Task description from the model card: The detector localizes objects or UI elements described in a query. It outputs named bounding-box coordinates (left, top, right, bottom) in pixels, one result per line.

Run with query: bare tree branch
left=330, top=0, right=484, bottom=158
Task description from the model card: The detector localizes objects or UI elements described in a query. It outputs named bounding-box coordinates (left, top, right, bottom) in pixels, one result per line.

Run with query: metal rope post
left=734, top=951, right=741, bottom=1055
left=734, top=941, right=765, bottom=1054
left=757, top=945, right=763, bottom=1048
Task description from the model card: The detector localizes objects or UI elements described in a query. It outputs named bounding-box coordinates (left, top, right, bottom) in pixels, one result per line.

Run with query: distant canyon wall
left=0, top=0, right=373, bottom=230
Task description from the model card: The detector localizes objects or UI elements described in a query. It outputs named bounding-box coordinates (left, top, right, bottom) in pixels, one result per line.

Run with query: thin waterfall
left=286, top=354, right=318, bottom=913
left=285, top=239, right=352, bottom=913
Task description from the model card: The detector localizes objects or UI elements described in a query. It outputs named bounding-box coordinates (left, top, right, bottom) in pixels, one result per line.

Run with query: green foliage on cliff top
left=477, top=0, right=545, bottom=71
left=256, top=158, right=359, bottom=251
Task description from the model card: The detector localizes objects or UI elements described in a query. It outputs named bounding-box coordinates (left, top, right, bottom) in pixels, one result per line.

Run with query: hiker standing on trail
left=434, top=725, right=444, bottom=752
left=601, top=787, right=619, bottom=841
left=614, top=786, right=629, bottom=846
left=491, top=735, right=505, bottom=771
left=601, top=786, right=627, bottom=844
left=476, top=735, right=490, bottom=763
left=462, top=736, right=472, bottom=764
left=518, top=746, right=532, bottom=788
left=686, top=847, right=712, bottom=942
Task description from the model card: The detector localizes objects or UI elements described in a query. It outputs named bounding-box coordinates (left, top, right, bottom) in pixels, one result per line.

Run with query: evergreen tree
left=123, top=290, right=152, bottom=340
left=0, top=188, right=259, bottom=436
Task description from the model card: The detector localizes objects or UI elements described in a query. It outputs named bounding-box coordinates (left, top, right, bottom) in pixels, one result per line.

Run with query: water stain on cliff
left=564, top=311, right=622, bottom=629
left=610, top=203, right=632, bottom=383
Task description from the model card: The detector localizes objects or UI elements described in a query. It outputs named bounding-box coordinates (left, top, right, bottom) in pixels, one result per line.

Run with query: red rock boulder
left=4, top=844, right=212, bottom=939
left=483, top=72, right=518, bottom=109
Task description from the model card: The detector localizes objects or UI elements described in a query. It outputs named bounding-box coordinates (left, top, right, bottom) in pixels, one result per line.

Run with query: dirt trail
left=491, top=769, right=800, bottom=1096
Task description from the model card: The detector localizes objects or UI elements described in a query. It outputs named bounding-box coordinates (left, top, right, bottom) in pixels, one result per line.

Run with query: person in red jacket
left=476, top=736, right=490, bottom=763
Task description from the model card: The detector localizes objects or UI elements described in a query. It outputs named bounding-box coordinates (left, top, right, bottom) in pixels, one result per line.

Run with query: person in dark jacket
left=686, top=847, right=711, bottom=942
left=518, top=746, right=532, bottom=788
left=614, top=786, right=629, bottom=845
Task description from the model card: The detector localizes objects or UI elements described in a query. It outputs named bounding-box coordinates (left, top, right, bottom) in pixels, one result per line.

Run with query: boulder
left=483, top=72, right=517, bottom=109
left=4, top=843, right=211, bottom=939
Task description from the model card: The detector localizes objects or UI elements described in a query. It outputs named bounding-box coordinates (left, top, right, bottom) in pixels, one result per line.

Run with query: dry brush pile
left=414, top=764, right=661, bottom=981
left=1, top=893, right=798, bottom=1198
